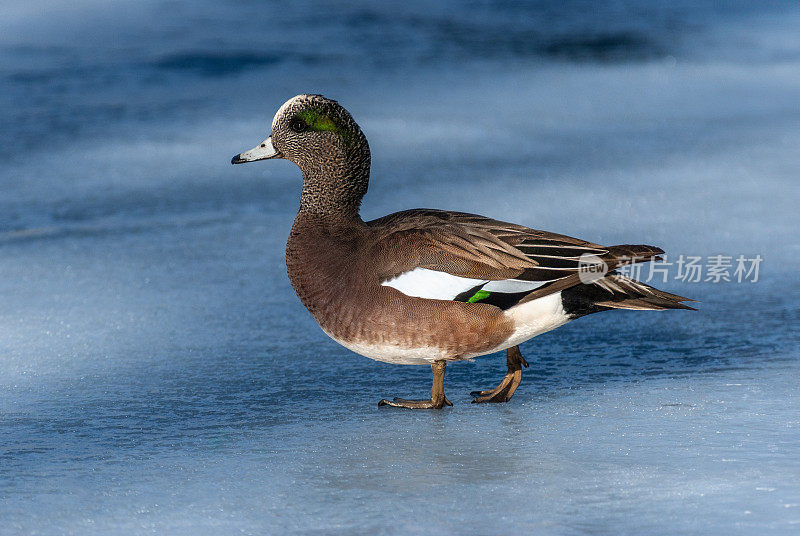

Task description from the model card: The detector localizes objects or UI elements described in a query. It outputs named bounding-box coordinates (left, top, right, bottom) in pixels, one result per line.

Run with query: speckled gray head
left=232, top=94, right=366, bottom=165
left=232, top=94, right=371, bottom=214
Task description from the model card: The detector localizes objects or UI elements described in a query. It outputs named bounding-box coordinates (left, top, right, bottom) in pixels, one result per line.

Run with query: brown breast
left=285, top=212, right=514, bottom=358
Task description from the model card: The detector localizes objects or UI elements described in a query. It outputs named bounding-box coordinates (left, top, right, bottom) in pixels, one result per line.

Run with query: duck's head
left=232, top=94, right=371, bottom=215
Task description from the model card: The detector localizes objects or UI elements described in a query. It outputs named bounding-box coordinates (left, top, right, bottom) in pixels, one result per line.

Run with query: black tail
left=561, top=243, right=696, bottom=316
left=562, top=272, right=697, bottom=317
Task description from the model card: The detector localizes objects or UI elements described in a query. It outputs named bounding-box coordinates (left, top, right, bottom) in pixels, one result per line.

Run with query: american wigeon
left=232, top=94, right=694, bottom=409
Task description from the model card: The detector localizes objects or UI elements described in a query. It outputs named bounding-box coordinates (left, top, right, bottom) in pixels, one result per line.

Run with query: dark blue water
left=2, top=1, right=799, bottom=534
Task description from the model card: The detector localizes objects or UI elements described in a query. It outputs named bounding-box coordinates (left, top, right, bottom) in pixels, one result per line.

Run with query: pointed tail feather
left=590, top=273, right=697, bottom=311
left=604, top=244, right=664, bottom=268
left=516, top=243, right=696, bottom=310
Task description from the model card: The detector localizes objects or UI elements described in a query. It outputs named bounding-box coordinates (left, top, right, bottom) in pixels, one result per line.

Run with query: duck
left=232, top=94, right=695, bottom=409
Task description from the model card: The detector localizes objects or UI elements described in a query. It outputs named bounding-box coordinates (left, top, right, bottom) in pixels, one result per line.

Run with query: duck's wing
left=367, top=209, right=659, bottom=308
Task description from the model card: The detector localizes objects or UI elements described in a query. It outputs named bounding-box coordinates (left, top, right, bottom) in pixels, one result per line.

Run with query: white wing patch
left=381, top=267, right=546, bottom=301
left=382, top=268, right=485, bottom=300
left=482, top=279, right=547, bottom=293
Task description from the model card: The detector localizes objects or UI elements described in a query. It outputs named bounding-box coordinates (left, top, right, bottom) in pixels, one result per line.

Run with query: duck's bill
left=231, top=136, right=281, bottom=164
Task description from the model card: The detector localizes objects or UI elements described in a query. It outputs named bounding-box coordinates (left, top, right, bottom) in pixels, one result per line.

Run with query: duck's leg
left=470, top=345, right=529, bottom=404
left=379, top=360, right=453, bottom=409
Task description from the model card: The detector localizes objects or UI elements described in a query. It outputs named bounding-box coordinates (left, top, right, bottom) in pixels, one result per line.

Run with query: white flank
left=483, top=292, right=571, bottom=355
left=381, top=267, right=546, bottom=301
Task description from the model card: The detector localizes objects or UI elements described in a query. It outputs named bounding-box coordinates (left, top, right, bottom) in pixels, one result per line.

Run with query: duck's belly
left=317, top=292, right=572, bottom=366
left=321, top=330, right=453, bottom=365
left=306, top=286, right=512, bottom=365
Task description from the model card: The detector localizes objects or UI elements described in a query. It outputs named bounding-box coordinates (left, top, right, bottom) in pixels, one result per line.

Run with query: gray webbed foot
left=378, top=395, right=453, bottom=409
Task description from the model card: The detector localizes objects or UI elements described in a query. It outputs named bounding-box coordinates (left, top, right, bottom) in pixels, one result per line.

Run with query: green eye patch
left=296, top=110, right=354, bottom=146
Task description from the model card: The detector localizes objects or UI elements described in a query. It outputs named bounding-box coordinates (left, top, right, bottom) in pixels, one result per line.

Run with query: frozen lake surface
left=1, top=1, right=799, bottom=534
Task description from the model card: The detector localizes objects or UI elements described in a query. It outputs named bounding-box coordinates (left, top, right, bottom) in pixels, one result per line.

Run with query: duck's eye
left=290, top=118, right=307, bottom=133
